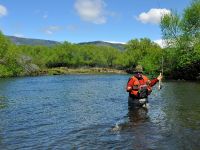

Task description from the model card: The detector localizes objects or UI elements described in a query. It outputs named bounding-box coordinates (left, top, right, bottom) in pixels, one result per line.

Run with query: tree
left=125, top=38, right=162, bottom=74
left=160, top=0, right=200, bottom=79
left=0, top=31, right=10, bottom=62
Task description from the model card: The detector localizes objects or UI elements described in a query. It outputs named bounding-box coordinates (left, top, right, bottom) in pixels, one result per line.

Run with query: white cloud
left=137, top=8, right=171, bottom=24
left=104, top=41, right=126, bottom=44
left=74, top=0, right=106, bottom=24
left=0, top=5, right=7, bottom=17
left=43, top=26, right=62, bottom=35
left=154, top=39, right=167, bottom=48
left=13, top=33, right=24, bottom=38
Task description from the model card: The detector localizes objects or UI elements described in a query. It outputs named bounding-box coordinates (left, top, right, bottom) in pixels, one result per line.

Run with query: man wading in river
left=126, top=65, right=162, bottom=110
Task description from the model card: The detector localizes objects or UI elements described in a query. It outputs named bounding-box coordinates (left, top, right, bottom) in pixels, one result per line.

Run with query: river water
left=0, top=75, right=199, bottom=149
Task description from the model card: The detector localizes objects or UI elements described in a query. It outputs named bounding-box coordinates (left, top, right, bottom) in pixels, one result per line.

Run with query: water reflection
left=128, top=107, right=149, bottom=123
left=161, top=81, right=200, bottom=130
left=112, top=104, right=149, bottom=132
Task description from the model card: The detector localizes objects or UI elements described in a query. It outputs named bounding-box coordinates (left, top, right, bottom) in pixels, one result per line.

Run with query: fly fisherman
left=126, top=65, right=162, bottom=110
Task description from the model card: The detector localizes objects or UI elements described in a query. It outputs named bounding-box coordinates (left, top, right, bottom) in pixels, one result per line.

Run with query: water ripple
left=0, top=76, right=199, bottom=149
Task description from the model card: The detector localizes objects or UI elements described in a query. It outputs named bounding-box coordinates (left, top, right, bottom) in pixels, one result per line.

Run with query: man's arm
left=149, top=74, right=162, bottom=87
left=149, top=78, right=159, bottom=87
left=126, top=78, right=134, bottom=92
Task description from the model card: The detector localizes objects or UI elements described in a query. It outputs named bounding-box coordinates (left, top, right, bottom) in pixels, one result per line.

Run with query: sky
left=0, top=0, right=191, bottom=46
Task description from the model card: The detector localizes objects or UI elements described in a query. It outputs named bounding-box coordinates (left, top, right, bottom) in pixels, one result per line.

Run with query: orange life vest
left=128, top=75, right=152, bottom=98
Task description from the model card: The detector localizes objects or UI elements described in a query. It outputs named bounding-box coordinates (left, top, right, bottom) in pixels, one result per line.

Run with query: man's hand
left=127, top=86, right=132, bottom=92
left=157, top=73, right=163, bottom=81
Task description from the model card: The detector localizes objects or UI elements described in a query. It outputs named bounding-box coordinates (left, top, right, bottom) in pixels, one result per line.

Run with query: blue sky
left=0, top=0, right=190, bottom=45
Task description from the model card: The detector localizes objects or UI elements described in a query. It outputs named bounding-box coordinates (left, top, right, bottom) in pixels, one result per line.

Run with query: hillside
left=7, top=36, right=60, bottom=46
left=78, top=41, right=125, bottom=51
left=6, top=36, right=125, bottom=50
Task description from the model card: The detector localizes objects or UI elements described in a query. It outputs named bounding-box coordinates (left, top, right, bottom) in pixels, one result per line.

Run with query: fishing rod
left=158, top=56, right=164, bottom=90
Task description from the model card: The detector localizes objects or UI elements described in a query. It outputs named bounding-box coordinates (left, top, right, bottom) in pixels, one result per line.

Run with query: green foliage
left=0, top=32, right=22, bottom=77
left=160, top=0, right=200, bottom=79
left=0, top=31, right=10, bottom=59
left=124, top=38, right=162, bottom=74
left=0, top=29, right=164, bottom=77
left=160, top=12, right=182, bottom=47
left=182, top=0, right=200, bottom=38
left=1, top=0, right=199, bottom=80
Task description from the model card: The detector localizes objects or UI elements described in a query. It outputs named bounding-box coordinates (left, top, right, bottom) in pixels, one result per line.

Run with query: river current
left=0, top=75, right=199, bottom=149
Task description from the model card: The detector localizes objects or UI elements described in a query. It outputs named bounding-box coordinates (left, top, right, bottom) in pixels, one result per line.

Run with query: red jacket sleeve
left=149, top=78, right=159, bottom=87
left=142, top=75, right=158, bottom=87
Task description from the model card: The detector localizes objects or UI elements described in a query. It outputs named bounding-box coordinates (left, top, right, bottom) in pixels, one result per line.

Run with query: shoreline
left=42, top=67, right=127, bottom=75
left=1, top=67, right=199, bottom=81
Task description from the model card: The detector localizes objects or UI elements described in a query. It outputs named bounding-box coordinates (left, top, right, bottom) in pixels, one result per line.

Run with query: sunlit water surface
left=0, top=75, right=199, bottom=149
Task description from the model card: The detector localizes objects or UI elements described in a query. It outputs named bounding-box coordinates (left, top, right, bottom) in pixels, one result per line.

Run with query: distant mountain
left=6, top=36, right=126, bottom=50
left=7, top=36, right=60, bottom=46
left=78, top=41, right=126, bottom=51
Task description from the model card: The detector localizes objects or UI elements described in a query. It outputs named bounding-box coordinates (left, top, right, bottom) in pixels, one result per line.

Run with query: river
left=0, top=75, right=199, bottom=149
